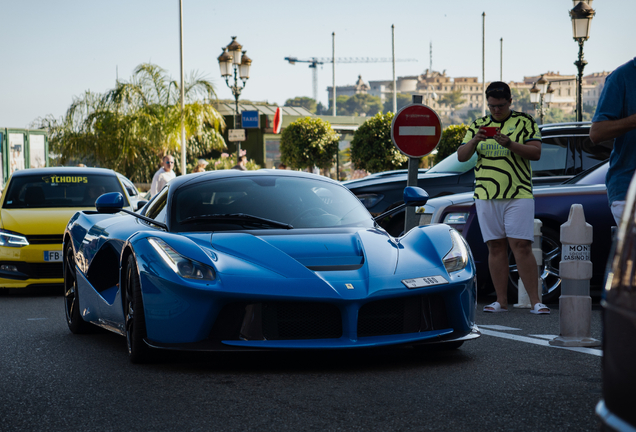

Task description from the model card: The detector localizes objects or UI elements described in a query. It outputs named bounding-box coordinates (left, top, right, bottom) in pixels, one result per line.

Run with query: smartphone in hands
left=480, top=127, right=500, bottom=137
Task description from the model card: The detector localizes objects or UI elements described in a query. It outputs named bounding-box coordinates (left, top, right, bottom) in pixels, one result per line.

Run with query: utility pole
left=500, top=37, right=503, bottom=81
left=179, top=0, right=186, bottom=176
left=392, top=25, right=397, bottom=113
left=482, top=12, right=486, bottom=116
left=332, top=32, right=336, bottom=117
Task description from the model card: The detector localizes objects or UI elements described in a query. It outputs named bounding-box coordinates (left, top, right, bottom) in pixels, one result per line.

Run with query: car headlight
left=148, top=237, right=216, bottom=281
left=443, top=212, right=469, bottom=224
left=443, top=229, right=469, bottom=273
left=0, top=230, right=29, bottom=248
left=356, top=193, right=384, bottom=209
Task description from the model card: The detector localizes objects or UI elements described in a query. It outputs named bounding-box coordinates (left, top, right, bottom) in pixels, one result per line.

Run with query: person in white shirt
left=150, top=155, right=176, bottom=197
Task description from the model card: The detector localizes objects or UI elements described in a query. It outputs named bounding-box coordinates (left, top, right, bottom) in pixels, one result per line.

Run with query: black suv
left=344, top=122, right=612, bottom=236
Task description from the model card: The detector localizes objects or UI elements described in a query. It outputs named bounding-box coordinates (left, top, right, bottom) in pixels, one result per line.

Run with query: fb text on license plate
left=402, top=276, right=449, bottom=289
left=44, top=251, right=62, bottom=262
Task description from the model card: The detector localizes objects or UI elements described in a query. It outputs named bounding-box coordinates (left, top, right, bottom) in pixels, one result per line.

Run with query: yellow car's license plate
left=44, top=251, right=63, bottom=262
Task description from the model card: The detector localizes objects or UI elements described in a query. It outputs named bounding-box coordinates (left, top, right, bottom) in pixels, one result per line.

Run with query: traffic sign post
left=390, top=95, right=443, bottom=233
left=228, top=129, right=246, bottom=142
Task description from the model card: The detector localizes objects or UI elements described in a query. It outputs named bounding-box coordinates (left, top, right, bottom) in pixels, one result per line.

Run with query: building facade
left=329, top=69, right=609, bottom=121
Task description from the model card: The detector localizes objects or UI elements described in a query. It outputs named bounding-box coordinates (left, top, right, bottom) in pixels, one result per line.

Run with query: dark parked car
left=419, top=161, right=615, bottom=303
left=344, top=122, right=612, bottom=236
left=596, top=172, right=636, bottom=431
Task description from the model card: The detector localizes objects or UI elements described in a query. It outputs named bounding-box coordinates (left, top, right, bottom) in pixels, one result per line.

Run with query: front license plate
left=402, top=276, right=449, bottom=289
left=44, top=251, right=63, bottom=262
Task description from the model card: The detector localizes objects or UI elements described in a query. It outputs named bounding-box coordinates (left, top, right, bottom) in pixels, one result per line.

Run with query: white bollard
left=549, top=204, right=600, bottom=347
left=514, top=219, right=543, bottom=308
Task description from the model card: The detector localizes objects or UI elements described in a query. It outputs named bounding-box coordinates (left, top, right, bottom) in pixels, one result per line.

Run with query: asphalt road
left=0, top=289, right=603, bottom=432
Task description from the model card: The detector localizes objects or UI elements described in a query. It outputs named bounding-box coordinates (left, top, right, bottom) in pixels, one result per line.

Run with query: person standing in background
left=457, top=81, right=549, bottom=315
left=150, top=155, right=176, bottom=197
left=590, top=57, right=636, bottom=225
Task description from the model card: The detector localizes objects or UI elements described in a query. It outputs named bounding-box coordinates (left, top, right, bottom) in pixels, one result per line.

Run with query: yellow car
left=0, top=167, right=145, bottom=289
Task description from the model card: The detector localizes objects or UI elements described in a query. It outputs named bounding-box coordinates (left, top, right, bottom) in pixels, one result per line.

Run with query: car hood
left=0, top=208, right=80, bottom=235
left=197, top=226, right=454, bottom=298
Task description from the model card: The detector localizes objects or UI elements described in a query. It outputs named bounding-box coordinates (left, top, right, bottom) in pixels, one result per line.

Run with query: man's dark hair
left=486, top=81, right=511, bottom=100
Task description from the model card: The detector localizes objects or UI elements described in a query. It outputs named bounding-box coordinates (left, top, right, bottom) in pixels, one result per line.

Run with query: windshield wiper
left=180, top=213, right=293, bottom=229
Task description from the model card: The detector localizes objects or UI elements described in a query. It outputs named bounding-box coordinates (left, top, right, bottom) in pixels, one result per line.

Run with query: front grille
left=0, top=261, right=62, bottom=279
left=357, top=294, right=448, bottom=337
left=26, top=235, right=64, bottom=245
left=210, top=302, right=343, bottom=341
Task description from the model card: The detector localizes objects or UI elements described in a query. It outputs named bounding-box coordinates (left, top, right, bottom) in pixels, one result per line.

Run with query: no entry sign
left=390, top=104, right=442, bottom=158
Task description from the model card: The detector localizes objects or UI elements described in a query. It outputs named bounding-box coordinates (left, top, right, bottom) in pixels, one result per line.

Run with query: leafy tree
left=349, top=112, right=408, bottom=173
left=280, top=117, right=340, bottom=170
left=382, top=93, right=412, bottom=113
left=544, top=107, right=568, bottom=124
left=345, top=94, right=383, bottom=116
left=316, top=101, right=329, bottom=115
left=463, top=109, right=483, bottom=124
left=329, top=95, right=352, bottom=116
left=434, top=124, right=469, bottom=164
left=284, top=96, right=317, bottom=113
left=438, top=89, right=466, bottom=110
left=330, top=94, right=383, bottom=116
left=36, top=63, right=225, bottom=182
left=511, top=88, right=534, bottom=114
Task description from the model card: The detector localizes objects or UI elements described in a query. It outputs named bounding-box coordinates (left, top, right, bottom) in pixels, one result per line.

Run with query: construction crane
left=284, top=56, right=418, bottom=102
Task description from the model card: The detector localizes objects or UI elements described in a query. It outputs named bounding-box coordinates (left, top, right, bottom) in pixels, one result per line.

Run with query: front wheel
left=508, top=225, right=562, bottom=304
left=63, top=243, right=92, bottom=334
left=124, top=254, right=152, bottom=364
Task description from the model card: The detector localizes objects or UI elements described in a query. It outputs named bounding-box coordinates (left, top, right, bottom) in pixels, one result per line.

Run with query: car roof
left=169, top=168, right=342, bottom=191
left=539, top=121, right=590, bottom=136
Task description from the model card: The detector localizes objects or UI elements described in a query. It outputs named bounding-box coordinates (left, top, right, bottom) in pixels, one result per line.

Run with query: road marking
left=479, top=325, right=521, bottom=331
left=528, top=334, right=557, bottom=340
left=480, top=329, right=603, bottom=357
left=27, top=318, right=47, bottom=321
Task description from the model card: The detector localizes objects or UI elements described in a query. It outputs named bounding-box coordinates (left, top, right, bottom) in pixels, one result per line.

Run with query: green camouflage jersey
left=462, top=111, right=541, bottom=200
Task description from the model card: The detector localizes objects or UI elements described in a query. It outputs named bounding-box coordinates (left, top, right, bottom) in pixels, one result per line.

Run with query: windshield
left=2, top=173, right=125, bottom=209
left=563, top=161, right=609, bottom=185
left=172, top=175, right=375, bottom=232
left=427, top=152, right=478, bottom=174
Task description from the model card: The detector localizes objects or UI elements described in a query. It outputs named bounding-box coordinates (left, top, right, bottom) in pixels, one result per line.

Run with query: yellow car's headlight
left=0, top=230, right=29, bottom=248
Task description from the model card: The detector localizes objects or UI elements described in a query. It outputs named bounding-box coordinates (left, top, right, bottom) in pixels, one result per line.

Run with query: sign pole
left=390, top=94, right=442, bottom=235
left=404, top=95, right=424, bottom=232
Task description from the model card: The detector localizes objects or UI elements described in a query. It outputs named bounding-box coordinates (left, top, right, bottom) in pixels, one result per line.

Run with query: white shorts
left=610, top=200, right=625, bottom=226
left=475, top=198, right=535, bottom=243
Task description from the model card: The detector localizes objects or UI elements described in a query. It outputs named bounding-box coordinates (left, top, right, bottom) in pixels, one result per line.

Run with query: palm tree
left=37, top=63, right=226, bottom=182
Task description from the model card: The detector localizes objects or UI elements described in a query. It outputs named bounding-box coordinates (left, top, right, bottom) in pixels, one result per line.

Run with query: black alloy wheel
left=124, top=254, right=152, bottom=364
left=63, top=243, right=91, bottom=334
left=508, top=225, right=562, bottom=304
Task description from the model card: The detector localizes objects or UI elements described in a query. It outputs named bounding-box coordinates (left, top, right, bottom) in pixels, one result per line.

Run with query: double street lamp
left=530, top=74, right=554, bottom=124
left=218, top=37, right=252, bottom=164
left=570, top=1, right=595, bottom=122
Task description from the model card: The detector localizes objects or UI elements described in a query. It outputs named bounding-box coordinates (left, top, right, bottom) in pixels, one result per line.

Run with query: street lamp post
left=570, top=1, right=595, bottom=122
left=218, top=37, right=252, bottom=164
left=529, top=75, right=554, bottom=124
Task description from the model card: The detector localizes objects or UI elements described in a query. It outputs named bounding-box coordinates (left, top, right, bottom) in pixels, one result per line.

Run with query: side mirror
left=135, top=200, right=148, bottom=212
left=96, top=192, right=124, bottom=214
left=403, top=186, right=429, bottom=207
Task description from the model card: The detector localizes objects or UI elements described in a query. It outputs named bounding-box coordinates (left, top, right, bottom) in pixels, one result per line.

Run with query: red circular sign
left=390, top=104, right=442, bottom=158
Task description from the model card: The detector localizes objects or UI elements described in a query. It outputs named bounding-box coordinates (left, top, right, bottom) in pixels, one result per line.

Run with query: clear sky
left=1, top=0, right=634, bottom=128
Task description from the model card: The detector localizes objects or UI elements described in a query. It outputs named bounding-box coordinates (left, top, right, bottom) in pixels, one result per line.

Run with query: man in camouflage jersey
left=457, top=82, right=550, bottom=314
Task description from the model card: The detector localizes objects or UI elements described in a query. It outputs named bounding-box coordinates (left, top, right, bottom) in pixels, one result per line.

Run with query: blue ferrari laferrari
left=63, top=169, right=479, bottom=362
